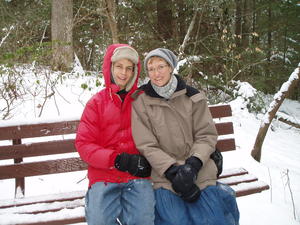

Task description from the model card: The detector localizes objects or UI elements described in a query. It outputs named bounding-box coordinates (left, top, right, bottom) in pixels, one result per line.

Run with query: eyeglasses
left=147, top=64, right=169, bottom=74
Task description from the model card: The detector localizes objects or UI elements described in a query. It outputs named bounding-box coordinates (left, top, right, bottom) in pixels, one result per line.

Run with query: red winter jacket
left=75, top=44, right=148, bottom=187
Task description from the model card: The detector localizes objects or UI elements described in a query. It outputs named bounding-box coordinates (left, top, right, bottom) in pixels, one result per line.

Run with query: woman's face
left=147, top=57, right=173, bottom=87
left=112, top=58, right=134, bottom=90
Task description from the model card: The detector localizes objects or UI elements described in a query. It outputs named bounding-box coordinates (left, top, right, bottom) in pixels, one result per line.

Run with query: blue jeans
left=154, top=183, right=239, bottom=225
left=85, top=179, right=155, bottom=225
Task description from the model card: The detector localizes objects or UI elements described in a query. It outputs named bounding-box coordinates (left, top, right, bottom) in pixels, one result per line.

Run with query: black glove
left=114, top=153, right=151, bottom=177
left=210, top=149, right=223, bottom=177
left=171, top=165, right=201, bottom=202
left=165, top=164, right=181, bottom=182
left=179, top=183, right=201, bottom=202
left=172, top=156, right=202, bottom=186
left=185, top=156, right=203, bottom=175
left=171, top=164, right=198, bottom=194
left=165, top=157, right=203, bottom=203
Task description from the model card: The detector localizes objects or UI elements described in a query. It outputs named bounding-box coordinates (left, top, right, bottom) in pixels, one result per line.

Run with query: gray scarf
left=151, top=75, right=178, bottom=99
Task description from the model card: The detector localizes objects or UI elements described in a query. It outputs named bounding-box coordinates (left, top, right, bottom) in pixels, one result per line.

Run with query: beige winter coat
left=131, top=77, right=218, bottom=193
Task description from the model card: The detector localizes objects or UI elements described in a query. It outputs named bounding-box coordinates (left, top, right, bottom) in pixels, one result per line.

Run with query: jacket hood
left=102, top=44, right=141, bottom=93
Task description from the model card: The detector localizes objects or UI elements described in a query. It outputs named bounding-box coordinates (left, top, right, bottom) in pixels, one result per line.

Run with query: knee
left=85, top=197, right=118, bottom=225
left=124, top=204, right=154, bottom=225
left=135, top=213, right=155, bottom=225
left=86, top=206, right=116, bottom=225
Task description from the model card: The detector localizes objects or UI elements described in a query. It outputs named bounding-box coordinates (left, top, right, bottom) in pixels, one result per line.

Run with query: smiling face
left=147, top=57, right=173, bottom=87
left=112, top=58, right=135, bottom=90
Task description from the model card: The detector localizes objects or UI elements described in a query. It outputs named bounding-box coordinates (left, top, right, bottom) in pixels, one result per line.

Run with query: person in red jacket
left=75, top=44, right=155, bottom=225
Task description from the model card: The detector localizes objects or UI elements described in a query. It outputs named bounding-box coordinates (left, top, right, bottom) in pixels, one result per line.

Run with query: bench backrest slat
left=215, top=122, right=234, bottom=136
left=0, top=157, right=87, bottom=179
left=216, top=139, right=236, bottom=152
left=0, top=139, right=76, bottom=160
left=0, top=120, right=79, bottom=140
left=209, top=104, right=232, bottom=118
left=209, top=104, right=236, bottom=152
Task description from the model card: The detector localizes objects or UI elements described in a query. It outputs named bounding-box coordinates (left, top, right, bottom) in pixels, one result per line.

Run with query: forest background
left=1, top=1, right=300, bottom=223
left=1, top=0, right=300, bottom=115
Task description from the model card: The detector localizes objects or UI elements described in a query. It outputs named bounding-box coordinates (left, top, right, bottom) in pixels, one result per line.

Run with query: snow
left=0, top=207, right=85, bottom=225
left=0, top=190, right=86, bottom=208
left=277, top=98, right=300, bottom=124
left=234, top=81, right=257, bottom=99
left=0, top=115, right=81, bottom=127
left=1, top=64, right=300, bottom=224
left=261, top=67, right=299, bottom=125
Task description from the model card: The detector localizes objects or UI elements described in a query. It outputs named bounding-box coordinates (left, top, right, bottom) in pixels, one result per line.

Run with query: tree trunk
left=51, top=0, right=73, bottom=72
left=157, top=0, right=173, bottom=40
left=266, top=0, right=272, bottom=78
left=252, top=0, right=259, bottom=44
left=176, top=0, right=188, bottom=42
left=235, top=0, right=242, bottom=48
left=103, top=0, right=119, bottom=43
left=242, top=0, right=250, bottom=48
left=251, top=65, right=300, bottom=161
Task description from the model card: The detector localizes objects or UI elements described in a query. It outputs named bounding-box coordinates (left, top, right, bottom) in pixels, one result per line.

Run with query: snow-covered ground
left=0, top=64, right=300, bottom=224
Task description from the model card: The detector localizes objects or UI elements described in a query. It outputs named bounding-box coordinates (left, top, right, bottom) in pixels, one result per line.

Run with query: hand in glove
left=165, top=156, right=202, bottom=184
left=164, top=156, right=203, bottom=202
left=114, top=152, right=151, bottom=177
left=178, top=183, right=201, bottom=202
left=165, top=164, right=181, bottom=182
left=185, top=156, right=203, bottom=176
left=210, top=149, right=223, bottom=177
left=173, top=156, right=203, bottom=185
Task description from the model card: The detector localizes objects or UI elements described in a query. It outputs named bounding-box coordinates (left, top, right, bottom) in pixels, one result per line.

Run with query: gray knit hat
left=144, top=48, right=177, bottom=75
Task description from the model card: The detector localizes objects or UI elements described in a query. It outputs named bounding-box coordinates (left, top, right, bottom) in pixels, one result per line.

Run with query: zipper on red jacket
left=108, top=87, right=113, bottom=100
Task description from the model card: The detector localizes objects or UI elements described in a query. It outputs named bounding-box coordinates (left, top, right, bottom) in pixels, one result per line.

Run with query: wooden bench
left=0, top=104, right=269, bottom=225
left=210, top=105, right=270, bottom=196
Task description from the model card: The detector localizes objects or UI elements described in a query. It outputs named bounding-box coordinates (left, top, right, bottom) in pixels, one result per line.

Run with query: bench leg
left=13, top=139, right=25, bottom=198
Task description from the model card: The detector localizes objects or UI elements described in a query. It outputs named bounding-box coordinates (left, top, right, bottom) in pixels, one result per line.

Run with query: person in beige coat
left=131, top=48, right=239, bottom=225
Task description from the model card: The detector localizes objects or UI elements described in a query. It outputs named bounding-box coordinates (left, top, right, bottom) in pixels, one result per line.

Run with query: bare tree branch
left=178, top=10, right=198, bottom=60
left=275, top=115, right=300, bottom=129
left=0, top=25, right=13, bottom=48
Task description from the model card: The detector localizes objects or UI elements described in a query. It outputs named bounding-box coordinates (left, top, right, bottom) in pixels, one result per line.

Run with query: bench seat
left=0, top=167, right=269, bottom=225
